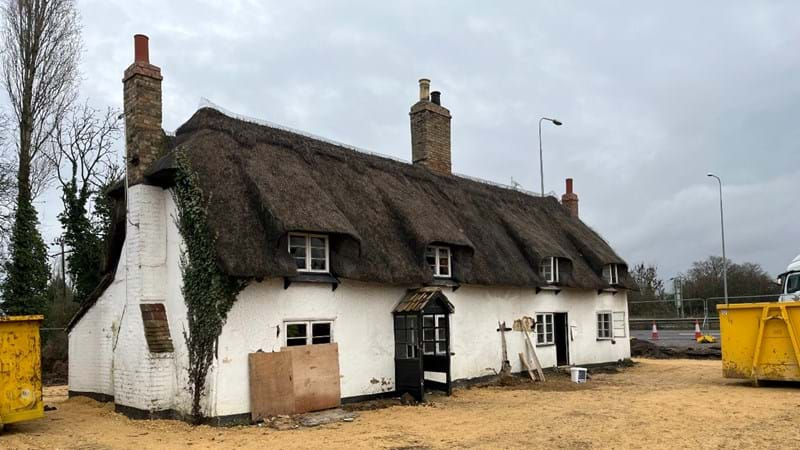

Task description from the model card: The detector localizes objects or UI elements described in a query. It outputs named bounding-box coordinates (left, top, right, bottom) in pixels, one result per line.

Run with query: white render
left=68, top=185, right=630, bottom=419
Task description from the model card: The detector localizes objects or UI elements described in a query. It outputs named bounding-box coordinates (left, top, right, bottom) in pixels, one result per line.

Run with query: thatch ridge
left=150, top=107, right=633, bottom=290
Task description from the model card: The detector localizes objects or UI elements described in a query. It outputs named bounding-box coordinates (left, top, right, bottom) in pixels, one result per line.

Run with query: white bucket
left=570, top=367, right=587, bottom=383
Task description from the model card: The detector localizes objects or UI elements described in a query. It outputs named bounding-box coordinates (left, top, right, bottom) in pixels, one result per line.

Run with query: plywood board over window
left=249, top=343, right=341, bottom=421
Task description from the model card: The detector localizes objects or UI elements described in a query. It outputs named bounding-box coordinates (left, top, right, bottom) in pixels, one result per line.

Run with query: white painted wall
left=67, top=243, right=127, bottom=396
left=214, top=279, right=630, bottom=417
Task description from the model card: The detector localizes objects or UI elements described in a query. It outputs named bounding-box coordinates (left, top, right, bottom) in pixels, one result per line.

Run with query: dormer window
left=540, top=257, right=559, bottom=284
left=426, top=246, right=451, bottom=278
left=605, top=264, right=620, bottom=285
left=289, top=233, right=329, bottom=273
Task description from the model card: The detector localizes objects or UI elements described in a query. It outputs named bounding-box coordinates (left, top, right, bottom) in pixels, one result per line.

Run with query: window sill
left=426, top=278, right=461, bottom=292
left=596, top=338, right=614, bottom=342
left=535, top=343, right=555, bottom=348
left=598, top=287, right=619, bottom=295
left=284, top=273, right=340, bottom=291
left=536, top=285, right=561, bottom=295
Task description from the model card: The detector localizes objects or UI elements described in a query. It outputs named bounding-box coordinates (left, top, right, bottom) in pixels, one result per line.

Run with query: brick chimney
left=410, top=79, right=452, bottom=175
left=123, top=34, right=163, bottom=185
left=561, top=178, right=579, bottom=218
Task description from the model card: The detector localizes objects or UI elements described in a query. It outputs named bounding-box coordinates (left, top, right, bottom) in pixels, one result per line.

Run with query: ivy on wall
left=172, top=152, right=248, bottom=420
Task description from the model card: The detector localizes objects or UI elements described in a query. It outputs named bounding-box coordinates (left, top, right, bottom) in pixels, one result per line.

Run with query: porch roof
left=393, top=287, right=455, bottom=314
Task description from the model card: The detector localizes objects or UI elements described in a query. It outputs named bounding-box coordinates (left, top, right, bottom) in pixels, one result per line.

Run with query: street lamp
left=538, top=117, right=563, bottom=196
left=707, top=173, right=729, bottom=304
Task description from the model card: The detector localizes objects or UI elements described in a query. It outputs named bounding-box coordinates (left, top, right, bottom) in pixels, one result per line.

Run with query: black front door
left=421, top=312, right=451, bottom=394
left=394, top=314, right=423, bottom=400
left=554, top=312, right=569, bottom=366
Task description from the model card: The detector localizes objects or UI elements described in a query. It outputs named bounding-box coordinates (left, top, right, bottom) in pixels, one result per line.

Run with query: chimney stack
left=123, top=34, right=163, bottom=185
left=410, top=79, right=452, bottom=175
left=561, top=178, right=579, bottom=218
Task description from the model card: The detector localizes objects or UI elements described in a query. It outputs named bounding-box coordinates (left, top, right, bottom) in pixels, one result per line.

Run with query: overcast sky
left=35, top=1, right=800, bottom=282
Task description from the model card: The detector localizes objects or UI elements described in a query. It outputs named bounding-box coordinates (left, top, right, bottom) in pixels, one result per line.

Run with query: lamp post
left=707, top=173, right=729, bottom=304
left=538, top=117, right=563, bottom=196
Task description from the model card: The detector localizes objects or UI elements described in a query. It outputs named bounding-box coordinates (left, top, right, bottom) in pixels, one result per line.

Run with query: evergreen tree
left=1, top=191, right=49, bottom=315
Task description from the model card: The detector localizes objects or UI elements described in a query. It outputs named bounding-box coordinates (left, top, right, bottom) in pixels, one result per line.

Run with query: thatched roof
left=142, top=107, right=634, bottom=291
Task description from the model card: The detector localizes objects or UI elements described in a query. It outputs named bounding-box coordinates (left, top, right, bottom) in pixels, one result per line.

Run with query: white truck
left=778, top=254, right=800, bottom=302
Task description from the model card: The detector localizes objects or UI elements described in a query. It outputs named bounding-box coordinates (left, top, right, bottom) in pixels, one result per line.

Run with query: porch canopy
left=393, top=287, right=454, bottom=314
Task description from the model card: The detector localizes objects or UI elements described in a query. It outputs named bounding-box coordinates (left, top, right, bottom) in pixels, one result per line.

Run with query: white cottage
left=67, top=35, right=634, bottom=424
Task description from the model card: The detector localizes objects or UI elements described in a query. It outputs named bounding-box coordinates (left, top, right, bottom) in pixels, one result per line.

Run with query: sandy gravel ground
left=3, top=359, right=800, bottom=449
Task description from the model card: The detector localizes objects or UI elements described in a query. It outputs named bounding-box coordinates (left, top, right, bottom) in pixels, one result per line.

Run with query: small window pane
left=287, top=324, right=307, bottom=339
left=395, top=328, right=406, bottom=343
left=423, top=342, right=435, bottom=354
left=312, top=336, right=331, bottom=344
left=423, top=328, right=435, bottom=341
left=312, top=322, right=330, bottom=337
left=423, top=315, right=435, bottom=328
left=311, top=258, right=326, bottom=271
left=294, top=257, right=307, bottom=270
left=407, top=329, right=416, bottom=345
left=286, top=338, right=306, bottom=347
left=394, top=316, right=406, bottom=330
left=407, top=316, right=417, bottom=329
left=290, top=235, right=306, bottom=247
left=310, top=237, right=326, bottom=248
left=311, top=247, right=326, bottom=259
left=396, top=344, right=407, bottom=359
left=436, top=328, right=447, bottom=340
left=439, top=259, right=450, bottom=276
left=425, top=248, right=436, bottom=271
left=436, top=342, right=447, bottom=355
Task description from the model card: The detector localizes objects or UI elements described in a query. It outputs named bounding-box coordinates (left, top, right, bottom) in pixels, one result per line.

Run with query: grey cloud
left=35, top=0, right=798, bottom=279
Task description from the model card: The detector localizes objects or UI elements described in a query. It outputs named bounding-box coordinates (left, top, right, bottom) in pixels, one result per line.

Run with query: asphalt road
left=631, top=329, right=720, bottom=347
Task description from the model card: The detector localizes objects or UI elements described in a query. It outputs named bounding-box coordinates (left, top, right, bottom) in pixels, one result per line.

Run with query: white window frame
left=422, top=314, right=448, bottom=356
left=288, top=232, right=330, bottom=273
left=597, top=311, right=613, bottom=340
left=284, top=320, right=334, bottom=346
left=535, top=313, right=554, bottom=346
left=541, top=257, right=559, bottom=284
left=606, top=264, right=620, bottom=285
left=426, top=246, right=452, bottom=278
left=612, top=311, right=626, bottom=338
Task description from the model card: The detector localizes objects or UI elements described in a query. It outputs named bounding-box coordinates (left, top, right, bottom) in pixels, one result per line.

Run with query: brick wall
left=410, top=100, right=452, bottom=175
left=123, top=60, right=163, bottom=185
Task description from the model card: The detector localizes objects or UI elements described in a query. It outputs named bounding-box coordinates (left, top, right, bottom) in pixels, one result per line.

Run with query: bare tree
left=46, top=102, right=121, bottom=303
left=1, top=0, right=81, bottom=315
left=2, top=0, right=81, bottom=199
left=47, top=102, right=121, bottom=201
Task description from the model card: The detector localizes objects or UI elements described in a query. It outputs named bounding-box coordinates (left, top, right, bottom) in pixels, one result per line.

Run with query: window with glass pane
left=786, top=274, right=800, bottom=294
left=285, top=320, right=332, bottom=346
left=438, top=248, right=450, bottom=277
left=605, top=264, right=619, bottom=285
left=289, top=235, right=307, bottom=270
left=425, top=248, right=437, bottom=273
left=535, top=313, right=554, bottom=345
left=426, top=246, right=452, bottom=278
left=286, top=323, right=308, bottom=346
left=312, top=322, right=331, bottom=344
left=540, top=257, right=552, bottom=281
left=394, top=315, right=417, bottom=359
left=422, top=314, right=447, bottom=355
left=597, top=312, right=612, bottom=339
left=288, top=233, right=329, bottom=273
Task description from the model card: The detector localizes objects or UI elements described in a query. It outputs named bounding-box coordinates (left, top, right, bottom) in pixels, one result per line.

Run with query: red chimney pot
left=565, top=178, right=574, bottom=194
left=134, top=34, right=149, bottom=64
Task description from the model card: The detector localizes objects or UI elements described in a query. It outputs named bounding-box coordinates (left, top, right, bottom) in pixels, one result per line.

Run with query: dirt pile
left=630, top=338, right=721, bottom=359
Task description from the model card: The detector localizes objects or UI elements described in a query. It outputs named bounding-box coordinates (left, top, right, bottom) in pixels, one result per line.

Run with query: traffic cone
left=694, top=320, right=702, bottom=340
left=651, top=321, right=659, bottom=340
